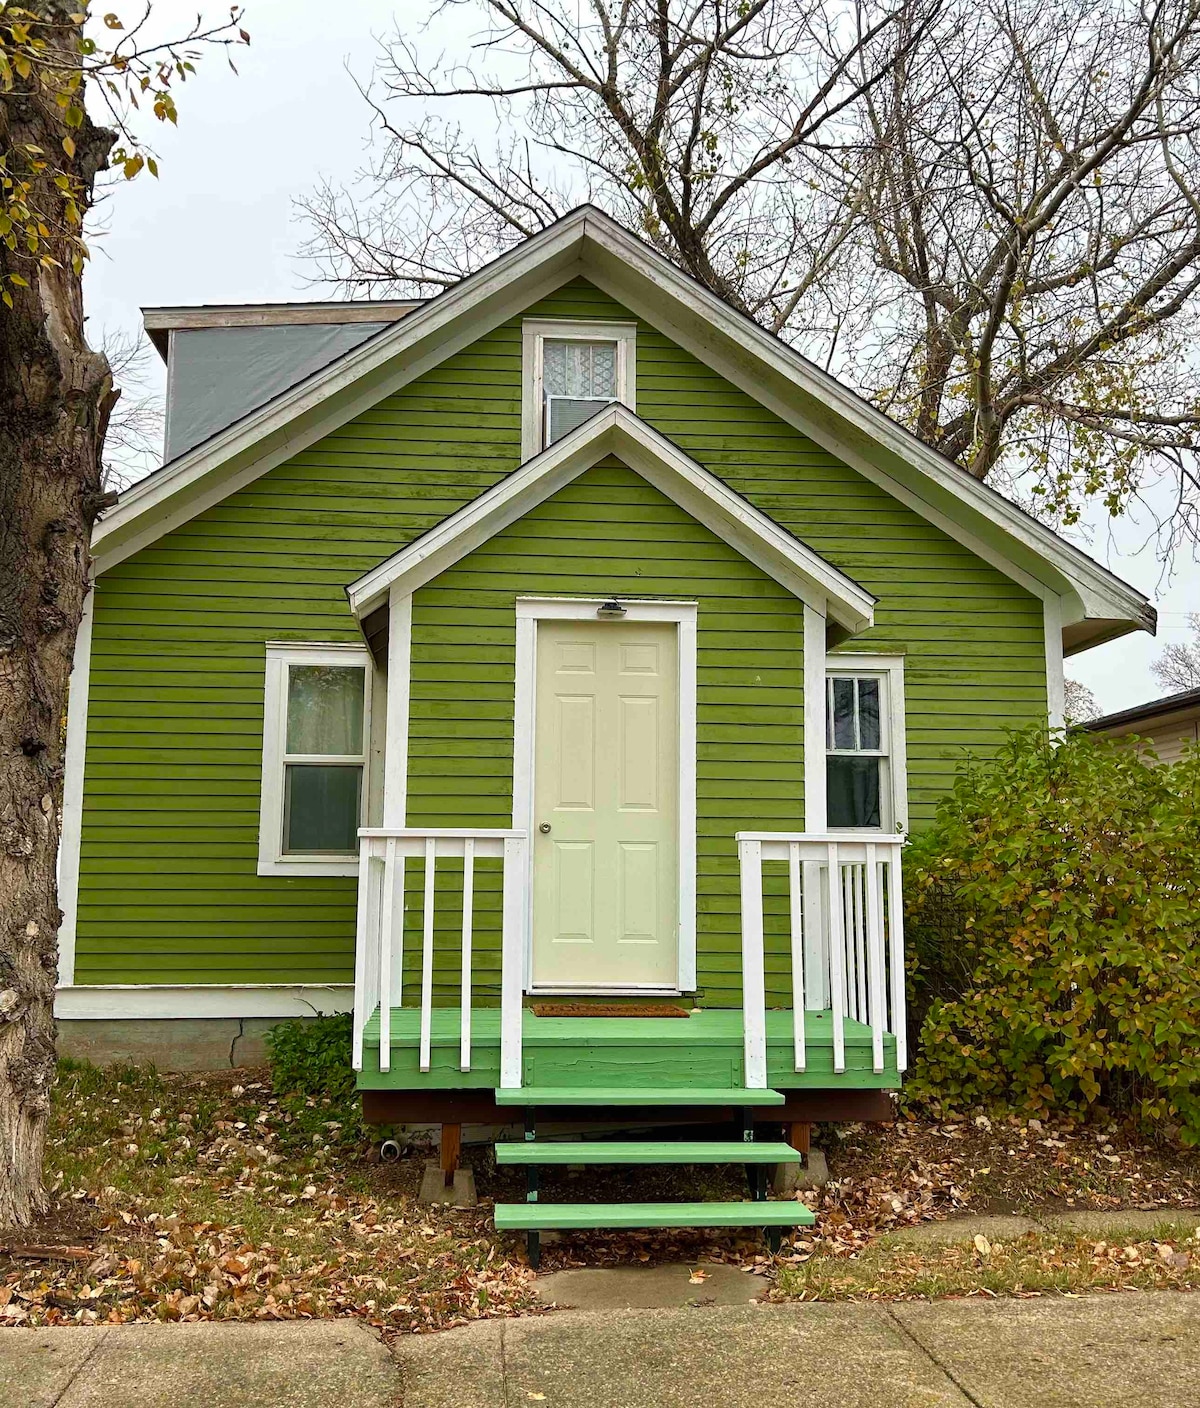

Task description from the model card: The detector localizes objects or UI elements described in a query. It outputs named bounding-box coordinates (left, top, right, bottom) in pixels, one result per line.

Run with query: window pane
left=286, top=665, right=364, bottom=756
left=857, top=678, right=881, bottom=751
left=543, top=339, right=617, bottom=398
left=827, top=756, right=881, bottom=828
left=830, top=677, right=857, bottom=750
left=283, top=764, right=362, bottom=853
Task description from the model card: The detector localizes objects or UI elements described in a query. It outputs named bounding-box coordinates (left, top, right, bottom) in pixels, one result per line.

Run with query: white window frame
left=824, top=653, right=908, bottom=834
left=512, top=596, right=697, bottom=995
left=258, top=641, right=374, bottom=877
left=521, top=318, right=637, bottom=461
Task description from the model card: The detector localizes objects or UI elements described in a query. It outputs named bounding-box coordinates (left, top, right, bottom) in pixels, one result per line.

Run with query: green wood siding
left=75, top=277, right=1046, bottom=991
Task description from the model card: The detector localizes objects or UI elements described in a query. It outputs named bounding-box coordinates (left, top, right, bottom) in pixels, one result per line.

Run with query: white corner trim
left=512, top=597, right=699, bottom=995
left=347, top=404, right=875, bottom=633
left=825, top=651, right=909, bottom=833
left=257, top=642, right=374, bottom=877
left=383, top=588, right=412, bottom=826
left=57, top=585, right=94, bottom=988
left=55, top=983, right=354, bottom=1021
left=803, top=603, right=827, bottom=833
left=1044, top=596, right=1066, bottom=731
left=520, top=317, right=637, bottom=461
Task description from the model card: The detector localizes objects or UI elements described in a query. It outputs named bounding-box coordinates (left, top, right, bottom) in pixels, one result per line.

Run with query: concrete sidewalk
left=398, top=1293, right=1200, bottom=1408
left=2, top=1291, right=1196, bottom=1407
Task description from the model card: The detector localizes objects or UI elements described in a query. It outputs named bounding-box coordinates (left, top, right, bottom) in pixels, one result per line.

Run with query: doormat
left=529, top=1002, right=691, bottom=1018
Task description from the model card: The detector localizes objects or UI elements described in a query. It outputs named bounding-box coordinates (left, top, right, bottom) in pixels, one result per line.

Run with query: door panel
left=532, top=619, right=678, bottom=988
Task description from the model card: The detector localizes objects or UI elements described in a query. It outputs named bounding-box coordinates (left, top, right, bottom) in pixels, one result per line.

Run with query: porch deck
left=356, top=1006, right=901, bottom=1092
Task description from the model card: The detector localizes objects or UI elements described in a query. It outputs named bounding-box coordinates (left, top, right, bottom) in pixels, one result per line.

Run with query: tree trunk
left=0, top=27, right=115, bottom=1227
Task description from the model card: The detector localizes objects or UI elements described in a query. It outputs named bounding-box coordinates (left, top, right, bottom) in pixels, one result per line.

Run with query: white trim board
left=512, top=596, right=698, bottom=995
left=57, top=586, right=94, bottom=988
left=92, top=205, right=1151, bottom=652
left=346, top=403, right=875, bottom=634
left=55, top=984, right=355, bottom=1021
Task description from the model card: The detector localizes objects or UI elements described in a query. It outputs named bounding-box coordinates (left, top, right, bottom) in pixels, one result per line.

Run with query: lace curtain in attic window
left=542, top=339, right=618, bottom=398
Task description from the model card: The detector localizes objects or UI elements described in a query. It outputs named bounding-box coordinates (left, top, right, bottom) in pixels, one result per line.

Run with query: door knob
left=539, top=822, right=552, bottom=834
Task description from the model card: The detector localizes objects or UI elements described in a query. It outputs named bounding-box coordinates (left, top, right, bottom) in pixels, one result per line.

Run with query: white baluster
left=789, top=841, right=806, bottom=1072
left=459, top=837, right=474, bottom=1072
left=826, top=843, right=847, bottom=1074
left=865, top=844, right=885, bottom=1074
left=854, top=862, right=868, bottom=1023
left=418, top=836, right=436, bottom=1074
left=841, top=862, right=856, bottom=1022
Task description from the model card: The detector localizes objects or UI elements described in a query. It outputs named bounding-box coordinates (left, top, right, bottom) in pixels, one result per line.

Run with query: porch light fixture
left=596, top=599, right=627, bottom=619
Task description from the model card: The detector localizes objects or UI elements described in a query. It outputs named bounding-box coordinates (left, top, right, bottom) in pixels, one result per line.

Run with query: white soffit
left=346, top=403, right=876, bottom=633
left=92, top=206, right=1152, bottom=650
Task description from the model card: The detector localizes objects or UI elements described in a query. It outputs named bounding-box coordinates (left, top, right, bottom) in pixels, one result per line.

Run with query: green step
left=495, top=1201, right=816, bottom=1231
left=493, top=1086, right=786, bottom=1106
left=495, top=1140, right=802, bottom=1166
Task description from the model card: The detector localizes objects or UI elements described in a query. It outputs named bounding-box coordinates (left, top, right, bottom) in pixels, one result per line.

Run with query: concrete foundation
left=56, top=1017, right=304, bottom=1071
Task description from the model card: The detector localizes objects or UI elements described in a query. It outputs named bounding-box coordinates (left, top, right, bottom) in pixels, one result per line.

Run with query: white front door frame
left=513, top=596, right=698, bottom=995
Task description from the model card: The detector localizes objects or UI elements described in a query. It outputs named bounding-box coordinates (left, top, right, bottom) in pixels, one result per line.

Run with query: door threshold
left=527, top=987, right=685, bottom=998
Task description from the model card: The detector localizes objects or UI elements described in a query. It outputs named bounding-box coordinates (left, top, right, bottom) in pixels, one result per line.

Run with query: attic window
left=522, top=319, right=636, bottom=459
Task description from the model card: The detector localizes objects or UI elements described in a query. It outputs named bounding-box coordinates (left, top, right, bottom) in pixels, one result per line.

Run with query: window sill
left=257, top=856, right=359, bottom=878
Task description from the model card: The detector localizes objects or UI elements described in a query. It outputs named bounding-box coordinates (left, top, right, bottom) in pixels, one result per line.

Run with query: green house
left=60, top=209, right=1153, bottom=1250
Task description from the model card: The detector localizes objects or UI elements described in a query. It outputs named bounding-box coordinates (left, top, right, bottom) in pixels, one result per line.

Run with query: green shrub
left=264, top=1012, right=355, bottom=1101
left=904, top=728, right=1200, bottom=1142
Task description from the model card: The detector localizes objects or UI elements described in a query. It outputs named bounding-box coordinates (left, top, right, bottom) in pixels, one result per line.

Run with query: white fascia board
left=346, top=404, right=874, bottom=631
left=91, top=226, right=589, bottom=574
left=579, top=215, right=1154, bottom=638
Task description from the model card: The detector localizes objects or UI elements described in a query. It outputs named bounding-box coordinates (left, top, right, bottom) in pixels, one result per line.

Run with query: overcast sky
left=85, top=0, right=1198, bottom=715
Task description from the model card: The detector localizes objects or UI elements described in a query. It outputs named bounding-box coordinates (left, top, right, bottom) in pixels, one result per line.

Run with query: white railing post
left=378, top=836, right=398, bottom=1073
left=788, top=841, right=806, bottom=1072
left=351, top=835, right=374, bottom=1071
left=887, top=847, right=907, bottom=1070
left=418, top=835, right=437, bottom=1073
left=865, top=843, right=886, bottom=1074
left=826, top=842, right=847, bottom=1074
left=459, top=837, right=475, bottom=1072
left=499, top=833, right=525, bottom=1089
left=739, top=837, right=767, bottom=1088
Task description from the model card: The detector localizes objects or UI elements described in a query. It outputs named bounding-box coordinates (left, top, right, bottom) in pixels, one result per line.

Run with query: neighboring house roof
left=1086, top=686, right=1200, bottom=735
left=346, top=403, right=876, bottom=634
left=97, top=206, right=1154, bottom=654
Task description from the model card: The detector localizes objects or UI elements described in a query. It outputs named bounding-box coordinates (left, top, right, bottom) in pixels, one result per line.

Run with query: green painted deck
left=356, top=1006, right=900, bottom=1092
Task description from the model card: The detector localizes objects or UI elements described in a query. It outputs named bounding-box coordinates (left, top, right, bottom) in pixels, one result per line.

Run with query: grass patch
left=776, top=1226, right=1200, bottom=1301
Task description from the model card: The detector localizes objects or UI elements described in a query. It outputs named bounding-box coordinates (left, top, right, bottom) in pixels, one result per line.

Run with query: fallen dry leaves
left=3, top=1066, right=1198, bottom=1331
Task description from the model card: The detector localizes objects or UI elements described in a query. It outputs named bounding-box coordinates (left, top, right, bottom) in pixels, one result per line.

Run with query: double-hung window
left=825, top=657, right=907, bottom=832
left=258, top=643, right=372, bottom=876
left=521, top=319, right=636, bottom=459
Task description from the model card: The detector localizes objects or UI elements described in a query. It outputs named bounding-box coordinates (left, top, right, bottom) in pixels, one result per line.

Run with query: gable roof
left=94, top=206, right=1154, bottom=654
left=345, top=403, right=875, bottom=633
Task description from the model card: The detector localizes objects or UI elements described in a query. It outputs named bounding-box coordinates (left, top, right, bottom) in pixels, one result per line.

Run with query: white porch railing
left=352, top=828, right=528, bottom=1085
left=737, top=832, right=906, bottom=1087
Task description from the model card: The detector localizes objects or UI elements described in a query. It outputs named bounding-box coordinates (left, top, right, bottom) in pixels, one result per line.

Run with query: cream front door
left=531, top=619, right=679, bottom=989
